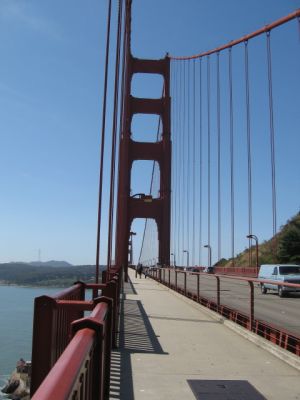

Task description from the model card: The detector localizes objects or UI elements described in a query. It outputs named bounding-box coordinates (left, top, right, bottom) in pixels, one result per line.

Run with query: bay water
left=0, top=285, right=63, bottom=398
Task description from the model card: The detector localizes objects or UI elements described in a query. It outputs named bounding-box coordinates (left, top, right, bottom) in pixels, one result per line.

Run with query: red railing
left=31, top=299, right=112, bottom=400
left=30, top=269, right=122, bottom=397
left=148, top=268, right=300, bottom=356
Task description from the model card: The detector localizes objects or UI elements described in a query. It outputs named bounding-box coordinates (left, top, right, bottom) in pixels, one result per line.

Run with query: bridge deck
left=110, top=269, right=300, bottom=400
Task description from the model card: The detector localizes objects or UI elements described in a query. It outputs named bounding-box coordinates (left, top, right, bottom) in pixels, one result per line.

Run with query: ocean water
left=0, top=285, right=63, bottom=397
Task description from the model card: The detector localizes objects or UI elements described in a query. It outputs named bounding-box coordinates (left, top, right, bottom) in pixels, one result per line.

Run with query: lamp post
left=247, top=234, right=259, bottom=276
left=204, top=244, right=212, bottom=271
left=183, top=250, right=189, bottom=270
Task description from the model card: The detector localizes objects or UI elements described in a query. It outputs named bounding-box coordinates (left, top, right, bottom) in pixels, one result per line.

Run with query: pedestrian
left=144, top=268, right=148, bottom=278
left=137, top=263, right=143, bottom=278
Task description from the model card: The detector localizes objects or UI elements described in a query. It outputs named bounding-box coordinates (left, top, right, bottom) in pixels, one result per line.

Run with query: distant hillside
left=216, top=211, right=300, bottom=267
left=0, top=263, right=106, bottom=287
left=29, top=260, right=73, bottom=268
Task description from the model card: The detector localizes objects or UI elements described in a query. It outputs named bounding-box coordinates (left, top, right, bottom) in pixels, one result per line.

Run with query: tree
left=278, top=224, right=300, bottom=264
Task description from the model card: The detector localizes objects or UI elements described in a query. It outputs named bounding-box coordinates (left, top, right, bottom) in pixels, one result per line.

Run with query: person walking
left=137, top=263, right=143, bottom=278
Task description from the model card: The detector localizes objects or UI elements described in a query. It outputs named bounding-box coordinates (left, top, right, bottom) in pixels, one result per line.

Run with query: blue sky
left=0, top=0, right=299, bottom=265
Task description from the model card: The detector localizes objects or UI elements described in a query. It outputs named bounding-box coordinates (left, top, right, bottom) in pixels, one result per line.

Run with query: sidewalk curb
left=151, top=278, right=300, bottom=372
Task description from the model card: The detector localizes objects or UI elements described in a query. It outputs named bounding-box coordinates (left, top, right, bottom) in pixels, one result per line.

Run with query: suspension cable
left=198, top=57, right=203, bottom=265
left=107, top=0, right=123, bottom=269
left=186, top=60, right=191, bottom=262
left=207, top=56, right=211, bottom=249
left=170, top=9, right=300, bottom=60
left=192, top=59, right=196, bottom=266
left=216, top=52, right=221, bottom=263
left=266, top=31, right=277, bottom=245
left=244, top=40, right=253, bottom=267
left=228, top=47, right=235, bottom=266
left=95, top=0, right=112, bottom=283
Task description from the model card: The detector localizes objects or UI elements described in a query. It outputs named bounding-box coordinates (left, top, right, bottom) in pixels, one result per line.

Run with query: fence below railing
left=147, top=267, right=300, bottom=356
left=30, top=268, right=122, bottom=397
left=31, top=298, right=112, bottom=400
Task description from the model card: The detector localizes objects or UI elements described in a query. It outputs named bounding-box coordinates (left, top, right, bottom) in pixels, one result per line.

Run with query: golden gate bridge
left=17, top=1, right=300, bottom=398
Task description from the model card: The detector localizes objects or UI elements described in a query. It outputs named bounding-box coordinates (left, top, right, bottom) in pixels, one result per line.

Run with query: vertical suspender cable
left=175, top=61, right=180, bottom=265
left=107, top=0, right=123, bottom=269
left=207, top=56, right=211, bottom=249
left=228, top=47, right=235, bottom=266
left=95, top=0, right=112, bottom=282
left=192, top=60, right=196, bottom=266
left=187, top=60, right=191, bottom=261
left=199, top=58, right=203, bottom=265
left=178, top=61, right=183, bottom=265
left=171, top=63, right=176, bottom=260
left=244, top=40, right=253, bottom=267
left=182, top=61, right=186, bottom=264
left=216, top=52, right=221, bottom=263
left=266, top=31, right=277, bottom=247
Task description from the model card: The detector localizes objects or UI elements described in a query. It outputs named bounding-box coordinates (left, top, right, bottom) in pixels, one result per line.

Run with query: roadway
left=164, top=270, right=300, bottom=337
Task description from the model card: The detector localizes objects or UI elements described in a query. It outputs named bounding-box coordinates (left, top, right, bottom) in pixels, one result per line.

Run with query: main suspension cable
left=169, top=9, right=300, bottom=60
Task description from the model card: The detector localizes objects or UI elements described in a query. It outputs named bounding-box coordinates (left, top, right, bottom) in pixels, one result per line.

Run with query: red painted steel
left=31, top=301, right=112, bottom=400
left=115, top=2, right=171, bottom=279
left=148, top=268, right=300, bottom=355
left=31, top=272, right=121, bottom=396
left=171, top=9, right=300, bottom=60
left=30, top=282, right=85, bottom=395
left=214, top=266, right=257, bottom=277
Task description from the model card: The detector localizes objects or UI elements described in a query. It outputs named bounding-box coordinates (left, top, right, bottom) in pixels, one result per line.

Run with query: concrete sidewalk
left=110, top=269, right=300, bottom=400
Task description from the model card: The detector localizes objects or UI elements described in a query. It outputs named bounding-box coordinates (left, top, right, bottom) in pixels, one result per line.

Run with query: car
left=258, top=264, right=300, bottom=297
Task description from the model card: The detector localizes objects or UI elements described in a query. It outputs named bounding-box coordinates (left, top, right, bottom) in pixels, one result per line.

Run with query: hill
left=216, top=211, right=300, bottom=267
left=29, top=260, right=73, bottom=267
left=0, top=263, right=106, bottom=287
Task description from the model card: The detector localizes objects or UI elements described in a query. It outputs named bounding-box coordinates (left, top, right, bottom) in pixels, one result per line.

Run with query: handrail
left=148, top=267, right=300, bottom=356
left=30, top=269, right=122, bottom=396
left=31, top=301, right=112, bottom=400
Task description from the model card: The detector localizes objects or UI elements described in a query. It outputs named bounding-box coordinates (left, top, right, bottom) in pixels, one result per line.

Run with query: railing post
left=197, top=273, right=200, bottom=302
left=168, top=269, right=170, bottom=287
left=175, top=270, right=178, bottom=291
left=248, top=281, right=254, bottom=331
left=30, top=296, right=57, bottom=396
left=71, top=315, right=105, bottom=400
left=184, top=272, right=187, bottom=296
left=102, top=280, right=118, bottom=348
left=93, top=296, right=113, bottom=400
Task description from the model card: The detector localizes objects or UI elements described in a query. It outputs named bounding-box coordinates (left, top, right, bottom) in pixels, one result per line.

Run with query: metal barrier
left=30, top=270, right=122, bottom=396
left=148, top=268, right=300, bottom=356
left=31, top=298, right=112, bottom=400
left=214, top=266, right=257, bottom=277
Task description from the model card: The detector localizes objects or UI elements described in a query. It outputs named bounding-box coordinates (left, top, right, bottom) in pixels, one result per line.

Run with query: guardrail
left=30, top=269, right=122, bottom=396
left=148, top=268, right=300, bottom=356
left=31, top=298, right=112, bottom=400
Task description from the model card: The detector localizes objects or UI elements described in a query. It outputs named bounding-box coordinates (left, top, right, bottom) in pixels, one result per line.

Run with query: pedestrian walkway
left=109, top=268, right=300, bottom=400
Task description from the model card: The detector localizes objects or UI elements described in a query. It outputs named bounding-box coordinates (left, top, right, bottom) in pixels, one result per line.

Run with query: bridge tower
left=115, top=3, right=171, bottom=277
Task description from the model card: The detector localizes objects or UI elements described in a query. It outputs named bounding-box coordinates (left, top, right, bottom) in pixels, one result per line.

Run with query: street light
left=183, top=250, right=189, bottom=270
left=247, top=234, right=259, bottom=276
left=204, top=245, right=212, bottom=272
left=170, top=253, right=176, bottom=268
